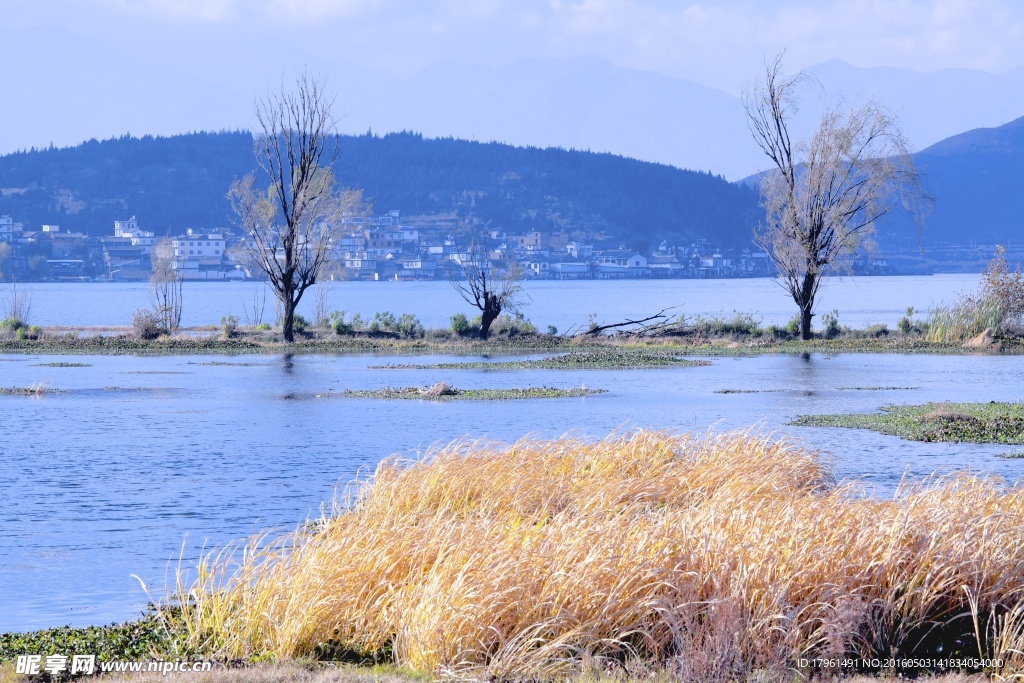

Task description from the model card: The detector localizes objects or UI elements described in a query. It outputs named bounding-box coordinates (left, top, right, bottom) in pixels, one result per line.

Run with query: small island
left=332, top=383, right=606, bottom=400
left=792, top=401, right=1024, bottom=444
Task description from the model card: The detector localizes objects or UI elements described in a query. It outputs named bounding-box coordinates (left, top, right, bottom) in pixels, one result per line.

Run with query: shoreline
left=0, top=326, right=1021, bottom=356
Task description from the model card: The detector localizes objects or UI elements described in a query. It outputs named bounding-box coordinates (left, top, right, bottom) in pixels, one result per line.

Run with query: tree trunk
left=797, top=271, right=816, bottom=340
left=479, top=296, right=501, bottom=340
left=800, top=303, right=814, bottom=340
left=282, top=289, right=296, bottom=343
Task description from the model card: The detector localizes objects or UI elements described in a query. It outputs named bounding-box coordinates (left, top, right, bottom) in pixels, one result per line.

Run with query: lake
left=2, top=347, right=1024, bottom=632
left=11, top=273, right=981, bottom=331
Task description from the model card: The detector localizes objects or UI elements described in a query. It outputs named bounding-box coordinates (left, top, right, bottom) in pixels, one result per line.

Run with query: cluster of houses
left=337, top=211, right=773, bottom=280
left=0, top=212, right=774, bottom=281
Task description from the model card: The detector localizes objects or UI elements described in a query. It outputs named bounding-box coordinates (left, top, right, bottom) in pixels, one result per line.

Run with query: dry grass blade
left=165, top=430, right=1024, bottom=679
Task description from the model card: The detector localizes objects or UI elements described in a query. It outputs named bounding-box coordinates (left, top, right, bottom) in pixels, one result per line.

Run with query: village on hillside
left=0, top=211, right=780, bottom=282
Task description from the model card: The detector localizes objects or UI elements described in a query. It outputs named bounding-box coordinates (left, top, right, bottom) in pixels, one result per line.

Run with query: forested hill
left=0, top=131, right=761, bottom=249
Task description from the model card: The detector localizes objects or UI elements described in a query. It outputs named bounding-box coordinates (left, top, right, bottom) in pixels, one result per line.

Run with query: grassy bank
left=0, top=320, right=1022, bottom=357
left=793, top=402, right=1024, bottom=443
left=155, top=430, right=1024, bottom=681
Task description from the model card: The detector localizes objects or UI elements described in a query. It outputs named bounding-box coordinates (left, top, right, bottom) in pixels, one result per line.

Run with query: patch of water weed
left=29, top=361, right=92, bottom=367
left=792, top=401, right=1024, bottom=443
left=371, top=349, right=710, bottom=370
left=0, top=384, right=57, bottom=396
left=0, top=609, right=179, bottom=664
left=121, top=371, right=190, bottom=375
left=186, top=361, right=265, bottom=367
left=100, top=386, right=175, bottom=393
left=996, top=451, right=1024, bottom=459
left=835, top=386, right=920, bottom=391
left=328, top=384, right=606, bottom=400
left=714, top=389, right=784, bottom=394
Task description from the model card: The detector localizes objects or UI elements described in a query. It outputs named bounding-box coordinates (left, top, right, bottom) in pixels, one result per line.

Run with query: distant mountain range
left=5, top=27, right=1024, bottom=179
left=0, top=131, right=761, bottom=251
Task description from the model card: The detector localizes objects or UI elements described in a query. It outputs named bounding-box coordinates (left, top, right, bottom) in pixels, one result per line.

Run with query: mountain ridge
left=0, top=130, right=761, bottom=250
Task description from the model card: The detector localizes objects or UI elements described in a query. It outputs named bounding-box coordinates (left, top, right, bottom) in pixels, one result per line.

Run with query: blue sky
left=7, top=0, right=1024, bottom=92
left=3, top=0, right=1024, bottom=174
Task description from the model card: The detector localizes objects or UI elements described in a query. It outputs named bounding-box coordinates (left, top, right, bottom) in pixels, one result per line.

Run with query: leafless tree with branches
left=228, top=71, right=361, bottom=343
left=448, top=223, right=524, bottom=340
left=150, top=237, right=182, bottom=333
left=743, top=53, right=927, bottom=339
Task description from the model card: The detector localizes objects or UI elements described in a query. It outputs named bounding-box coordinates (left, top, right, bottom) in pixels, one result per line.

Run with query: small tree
left=229, top=72, right=360, bottom=343
left=448, top=224, right=523, bottom=340
left=150, top=237, right=182, bottom=333
left=743, top=54, right=926, bottom=339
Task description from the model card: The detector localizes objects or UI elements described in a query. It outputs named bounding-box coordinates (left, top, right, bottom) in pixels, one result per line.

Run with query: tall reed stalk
left=164, top=431, right=1024, bottom=680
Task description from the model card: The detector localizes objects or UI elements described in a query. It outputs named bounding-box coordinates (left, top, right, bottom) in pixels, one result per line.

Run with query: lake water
left=10, top=273, right=982, bottom=331
left=2, top=348, right=1024, bottom=632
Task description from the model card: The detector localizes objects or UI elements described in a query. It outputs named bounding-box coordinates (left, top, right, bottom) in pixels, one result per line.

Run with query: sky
left=3, top=0, right=1024, bottom=174
left=6, top=0, right=1023, bottom=90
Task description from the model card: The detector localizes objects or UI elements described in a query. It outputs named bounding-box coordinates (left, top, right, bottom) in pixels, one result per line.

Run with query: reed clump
left=166, top=431, right=1024, bottom=680
left=927, top=246, right=1024, bottom=343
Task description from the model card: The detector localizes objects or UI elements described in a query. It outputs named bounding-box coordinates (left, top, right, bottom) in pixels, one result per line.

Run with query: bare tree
left=448, top=224, right=523, bottom=340
left=743, top=54, right=926, bottom=339
left=150, top=237, right=182, bottom=333
left=3, top=280, right=31, bottom=324
left=228, top=72, right=360, bottom=343
left=241, top=284, right=267, bottom=328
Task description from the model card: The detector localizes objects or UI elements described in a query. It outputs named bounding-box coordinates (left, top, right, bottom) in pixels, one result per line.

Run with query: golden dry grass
left=68, top=661, right=988, bottom=683
left=164, top=430, right=1024, bottom=681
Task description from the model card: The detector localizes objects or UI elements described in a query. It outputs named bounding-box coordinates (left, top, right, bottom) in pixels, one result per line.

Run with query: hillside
left=905, top=115, right=1024, bottom=246
left=0, top=131, right=760, bottom=250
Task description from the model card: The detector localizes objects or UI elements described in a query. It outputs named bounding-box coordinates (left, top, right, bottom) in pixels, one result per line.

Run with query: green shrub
left=396, top=313, right=424, bottom=339
left=27, top=325, right=42, bottom=340
left=822, top=310, right=841, bottom=339
left=369, top=311, right=397, bottom=333
left=220, top=315, right=239, bottom=338
left=0, top=317, right=25, bottom=331
left=491, top=312, right=537, bottom=337
left=785, top=315, right=801, bottom=337
left=547, top=325, right=558, bottom=336
left=293, top=314, right=309, bottom=333
left=864, top=323, right=889, bottom=337
left=329, top=311, right=352, bottom=335
left=255, top=322, right=272, bottom=332
left=511, top=312, right=536, bottom=335
left=450, top=313, right=470, bottom=336
left=691, top=311, right=762, bottom=336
